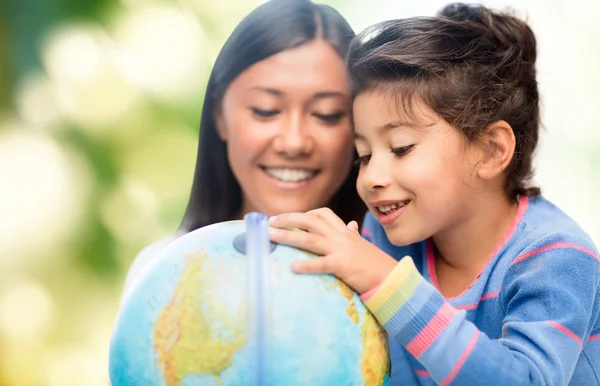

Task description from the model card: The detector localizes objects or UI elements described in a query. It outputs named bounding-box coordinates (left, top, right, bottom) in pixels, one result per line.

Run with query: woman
left=123, top=0, right=365, bottom=291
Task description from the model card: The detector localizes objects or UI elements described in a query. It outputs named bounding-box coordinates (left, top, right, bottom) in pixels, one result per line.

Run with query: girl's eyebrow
left=374, top=119, right=410, bottom=134
left=354, top=120, right=414, bottom=140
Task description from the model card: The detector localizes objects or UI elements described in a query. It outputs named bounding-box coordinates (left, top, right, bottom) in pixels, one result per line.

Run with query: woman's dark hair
left=347, top=2, right=541, bottom=200
left=179, top=0, right=365, bottom=232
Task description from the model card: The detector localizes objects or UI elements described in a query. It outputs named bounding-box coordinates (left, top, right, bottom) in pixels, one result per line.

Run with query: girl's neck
left=432, top=193, right=520, bottom=297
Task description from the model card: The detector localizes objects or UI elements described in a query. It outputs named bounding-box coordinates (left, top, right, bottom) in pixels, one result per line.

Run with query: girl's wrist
left=360, top=258, right=397, bottom=300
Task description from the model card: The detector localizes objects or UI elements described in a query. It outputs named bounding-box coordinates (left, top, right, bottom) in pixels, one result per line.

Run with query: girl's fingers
left=268, top=226, right=328, bottom=255
left=305, top=207, right=347, bottom=230
left=291, top=257, right=333, bottom=274
left=268, top=211, right=331, bottom=236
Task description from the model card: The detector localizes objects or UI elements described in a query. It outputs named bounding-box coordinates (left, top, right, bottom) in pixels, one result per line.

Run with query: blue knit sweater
left=361, top=195, right=600, bottom=385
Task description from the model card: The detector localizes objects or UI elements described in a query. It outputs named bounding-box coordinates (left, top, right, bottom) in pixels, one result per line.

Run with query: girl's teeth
left=377, top=201, right=408, bottom=214
left=264, top=168, right=316, bottom=182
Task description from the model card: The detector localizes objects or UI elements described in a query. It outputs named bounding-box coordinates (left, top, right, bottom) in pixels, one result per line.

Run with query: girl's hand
left=268, top=207, right=398, bottom=294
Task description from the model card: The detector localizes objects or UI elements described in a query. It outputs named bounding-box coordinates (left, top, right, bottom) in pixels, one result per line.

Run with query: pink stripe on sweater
left=414, top=369, right=429, bottom=377
left=361, top=227, right=372, bottom=239
left=360, top=284, right=381, bottom=301
left=480, top=288, right=501, bottom=300
left=425, top=240, right=439, bottom=290
left=440, top=330, right=480, bottom=386
left=511, top=242, right=598, bottom=266
left=455, top=288, right=502, bottom=310
left=455, top=303, right=478, bottom=311
left=587, top=334, right=600, bottom=342
left=406, top=303, right=458, bottom=357
left=546, top=321, right=582, bottom=346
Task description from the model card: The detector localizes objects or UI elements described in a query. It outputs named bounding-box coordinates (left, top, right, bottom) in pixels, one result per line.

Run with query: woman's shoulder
left=122, top=235, right=181, bottom=296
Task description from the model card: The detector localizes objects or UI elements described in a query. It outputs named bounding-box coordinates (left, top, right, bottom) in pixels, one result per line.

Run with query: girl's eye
left=392, top=145, right=414, bottom=157
left=314, top=112, right=346, bottom=124
left=251, top=108, right=279, bottom=118
left=353, top=146, right=413, bottom=167
left=353, top=154, right=371, bottom=167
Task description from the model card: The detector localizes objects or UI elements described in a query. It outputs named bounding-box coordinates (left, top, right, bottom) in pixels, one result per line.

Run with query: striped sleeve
left=363, top=236, right=600, bottom=385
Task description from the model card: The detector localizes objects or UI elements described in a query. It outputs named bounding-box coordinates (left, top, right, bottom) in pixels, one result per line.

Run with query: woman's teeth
left=264, top=168, right=316, bottom=182
left=377, top=201, right=408, bottom=214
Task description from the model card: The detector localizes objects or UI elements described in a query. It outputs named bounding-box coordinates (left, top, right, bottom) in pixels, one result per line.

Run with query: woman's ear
left=476, top=120, right=516, bottom=180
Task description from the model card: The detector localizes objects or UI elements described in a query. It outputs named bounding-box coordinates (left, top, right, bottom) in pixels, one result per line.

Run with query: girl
left=122, top=0, right=365, bottom=293
left=269, top=3, right=600, bottom=385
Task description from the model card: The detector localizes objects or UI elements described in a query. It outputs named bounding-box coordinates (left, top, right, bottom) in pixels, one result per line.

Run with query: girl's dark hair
left=347, top=2, right=541, bottom=200
left=179, top=0, right=365, bottom=232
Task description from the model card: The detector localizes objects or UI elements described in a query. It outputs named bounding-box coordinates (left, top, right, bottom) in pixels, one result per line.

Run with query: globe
left=109, top=213, right=390, bottom=385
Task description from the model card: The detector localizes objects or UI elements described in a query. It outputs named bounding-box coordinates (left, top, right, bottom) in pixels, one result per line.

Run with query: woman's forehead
left=228, top=40, right=349, bottom=98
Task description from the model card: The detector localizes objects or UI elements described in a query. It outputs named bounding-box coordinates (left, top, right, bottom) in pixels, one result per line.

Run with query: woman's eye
left=314, top=112, right=346, bottom=124
left=251, top=108, right=279, bottom=118
left=392, top=145, right=414, bottom=157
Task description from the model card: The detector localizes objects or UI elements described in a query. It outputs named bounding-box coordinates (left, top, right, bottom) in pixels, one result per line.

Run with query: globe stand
left=241, top=212, right=273, bottom=386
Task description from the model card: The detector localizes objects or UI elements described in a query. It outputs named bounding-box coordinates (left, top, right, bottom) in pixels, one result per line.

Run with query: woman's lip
left=260, top=168, right=318, bottom=189
left=261, top=165, right=320, bottom=172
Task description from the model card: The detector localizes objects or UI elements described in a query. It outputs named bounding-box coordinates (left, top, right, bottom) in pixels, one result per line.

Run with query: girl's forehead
left=353, top=91, right=439, bottom=134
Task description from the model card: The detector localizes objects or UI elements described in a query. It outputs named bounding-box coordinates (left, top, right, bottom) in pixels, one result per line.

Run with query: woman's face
left=215, top=39, right=354, bottom=217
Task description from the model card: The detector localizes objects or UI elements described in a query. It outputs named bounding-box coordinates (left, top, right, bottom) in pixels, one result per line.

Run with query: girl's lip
left=374, top=201, right=410, bottom=226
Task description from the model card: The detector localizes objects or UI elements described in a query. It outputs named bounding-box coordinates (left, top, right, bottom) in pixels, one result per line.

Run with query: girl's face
left=215, top=40, right=354, bottom=217
left=353, top=90, right=485, bottom=246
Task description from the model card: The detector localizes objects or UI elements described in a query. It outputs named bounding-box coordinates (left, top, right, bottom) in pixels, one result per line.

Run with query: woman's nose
left=272, top=115, right=314, bottom=157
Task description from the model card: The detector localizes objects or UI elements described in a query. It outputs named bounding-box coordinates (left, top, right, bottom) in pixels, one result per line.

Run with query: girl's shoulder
left=515, top=195, right=597, bottom=254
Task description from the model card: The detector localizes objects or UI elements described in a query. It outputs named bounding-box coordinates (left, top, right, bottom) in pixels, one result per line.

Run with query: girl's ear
left=476, top=120, right=516, bottom=180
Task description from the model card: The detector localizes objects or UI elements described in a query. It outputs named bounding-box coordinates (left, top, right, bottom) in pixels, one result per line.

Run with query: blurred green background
left=0, top=0, right=598, bottom=384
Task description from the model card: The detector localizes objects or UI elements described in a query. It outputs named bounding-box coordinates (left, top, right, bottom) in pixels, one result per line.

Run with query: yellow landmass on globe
left=332, top=277, right=389, bottom=385
left=336, top=279, right=359, bottom=324
left=360, top=311, right=390, bottom=386
left=153, top=250, right=246, bottom=386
